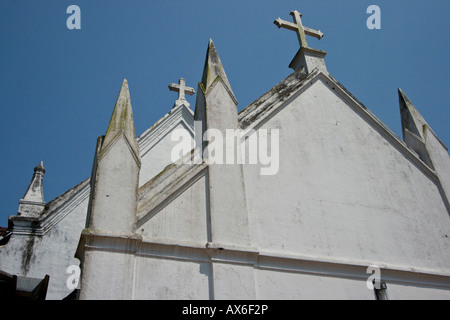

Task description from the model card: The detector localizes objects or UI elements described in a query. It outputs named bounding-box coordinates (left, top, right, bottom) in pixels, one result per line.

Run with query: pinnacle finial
left=18, top=161, right=46, bottom=217
left=398, top=88, right=428, bottom=141
left=101, top=79, right=139, bottom=157
left=34, top=161, right=45, bottom=174
left=200, top=39, right=234, bottom=97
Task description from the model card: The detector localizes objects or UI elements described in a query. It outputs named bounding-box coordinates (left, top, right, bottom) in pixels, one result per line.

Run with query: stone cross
left=274, top=10, right=324, bottom=48
left=168, top=78, right=195, bottom=108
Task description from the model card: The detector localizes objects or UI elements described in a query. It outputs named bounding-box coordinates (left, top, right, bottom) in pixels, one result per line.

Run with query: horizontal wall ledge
left=77, top=230, right=450, bottom=290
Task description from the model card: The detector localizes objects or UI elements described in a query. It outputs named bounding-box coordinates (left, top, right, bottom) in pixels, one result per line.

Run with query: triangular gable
left=239, top=68, right=438, bottom=183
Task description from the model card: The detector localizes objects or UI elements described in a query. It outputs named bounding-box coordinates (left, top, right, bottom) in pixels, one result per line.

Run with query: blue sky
left=0, top=0, right=449, bottom=226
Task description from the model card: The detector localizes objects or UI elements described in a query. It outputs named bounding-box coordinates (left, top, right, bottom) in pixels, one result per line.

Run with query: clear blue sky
left=1, top=0, right=449, bottom=226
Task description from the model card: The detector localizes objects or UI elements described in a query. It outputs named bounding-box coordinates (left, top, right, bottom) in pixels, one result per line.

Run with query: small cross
left=168, top=78, right=195, bottom=108
left=274, top=10, right=324, bottom=48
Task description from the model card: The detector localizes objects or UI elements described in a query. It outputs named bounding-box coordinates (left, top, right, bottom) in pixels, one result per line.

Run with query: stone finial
left=100, top=79, right=140, bottom=162
left=398, top=88, right=434, bottom=167
left=18, top=161, right=46, bottom=217
left=34, top=161, right=46, bottom=174
left=398, top=88, right=428, bottom=141
left=200, top=39, right=236, bottom=101
left=168, top=78, right=195, bottom=108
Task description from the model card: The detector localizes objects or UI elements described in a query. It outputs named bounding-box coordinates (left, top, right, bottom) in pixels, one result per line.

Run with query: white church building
left=0, top=11, right=449, bottom=300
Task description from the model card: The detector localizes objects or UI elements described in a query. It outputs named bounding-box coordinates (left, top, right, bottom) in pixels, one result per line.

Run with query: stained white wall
left=133, top=255, right=210, bottom=299
left=0, top=106, right=195, bottom=300
left=255, top=269, right=375, bottom=299
left=138, top=172, right=209, bottom=243
left=243, top=78, right=450, bottom=271
left=124, top=76, right=450, bottom=300
left=0, top=185, right=88, bottom=300
left=385, top=283, right=450, bottom=300
left=139, top=120, right=194, bottom=187
left=4, top=73, right=449, bottom=300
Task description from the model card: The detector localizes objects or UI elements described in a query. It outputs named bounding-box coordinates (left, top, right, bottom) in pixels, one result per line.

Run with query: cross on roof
left=274, top=10, right=324, bottom=49
left=168, top=78, right=195, bottom=108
